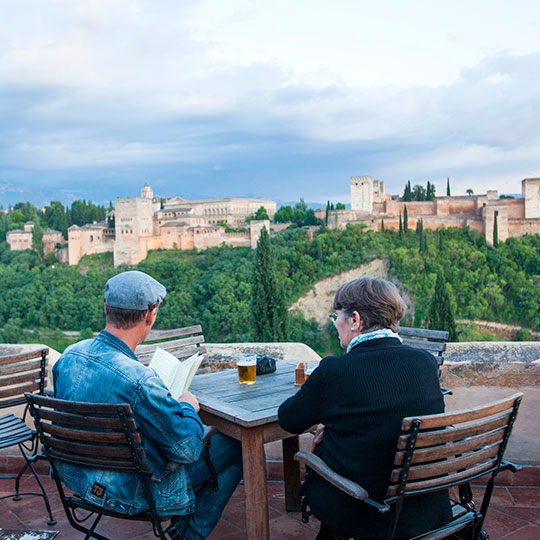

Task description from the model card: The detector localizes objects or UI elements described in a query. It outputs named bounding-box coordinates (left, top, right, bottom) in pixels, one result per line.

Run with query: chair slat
left=386, top=459, right=497, bottom=498
left=398, top=327, right=449, bottom=340
left=401, top=393, right=522, bottom=430
left=391, top=442, right=501, bottom=483
left=138, top=345, right=206, bottom=365
left=145, top=325, right=203, bottom=342
left=30, top=394, right=133, bottom=415
left=0, top=369, right=42, bottom=388
left=136, top=335, right=205, bottom=356
left=45, top=434, right=138, bottom=459
left=0, top=382, right=40, bottom=400
left=49, top=448, right=141, bottom=472
left=0, top=359, right=42, bottom=376
left=394, top=425, right=507, bottom=465
left=401, top=339, right=446, bottom=354
left=42, top=422, right=141, bottom=444
left=397, top=411, right=512, bottom=449
left=0, top=348, right=48, bottom=366
left=37, top=408, right=137, bottom=430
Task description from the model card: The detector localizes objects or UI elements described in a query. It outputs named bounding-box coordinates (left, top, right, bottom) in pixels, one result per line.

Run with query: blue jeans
left=173, top=433, right=242, bottom=540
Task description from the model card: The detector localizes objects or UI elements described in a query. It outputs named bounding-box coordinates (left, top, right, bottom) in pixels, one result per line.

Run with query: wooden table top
left=190, top=360, right=301, bottom=428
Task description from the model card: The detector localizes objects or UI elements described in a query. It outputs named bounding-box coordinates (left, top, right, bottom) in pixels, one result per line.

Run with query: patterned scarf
left=346, top=328, right=403, bottom=353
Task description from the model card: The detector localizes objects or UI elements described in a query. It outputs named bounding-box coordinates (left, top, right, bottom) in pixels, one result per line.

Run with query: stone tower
left=350, top=176, right=374, bottom=213
left=114, top=185, right=155, bottom=266
left=523, top=178, right=540, bottom=219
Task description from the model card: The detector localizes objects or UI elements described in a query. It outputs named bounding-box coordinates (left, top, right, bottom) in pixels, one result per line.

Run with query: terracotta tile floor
left=0, top=468, right=538, bottom=539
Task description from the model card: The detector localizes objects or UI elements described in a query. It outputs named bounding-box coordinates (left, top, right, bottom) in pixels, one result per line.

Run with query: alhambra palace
left=7, top=176, right=540, bottom=265
left=319, top=176, right=540, bottom=245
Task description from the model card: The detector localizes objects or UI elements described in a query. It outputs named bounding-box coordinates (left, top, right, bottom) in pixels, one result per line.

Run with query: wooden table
left=190, top=360, right=303, bottom=540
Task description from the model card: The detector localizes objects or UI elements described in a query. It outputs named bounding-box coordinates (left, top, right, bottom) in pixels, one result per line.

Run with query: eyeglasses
left=328, top=312, right=338, bottom=323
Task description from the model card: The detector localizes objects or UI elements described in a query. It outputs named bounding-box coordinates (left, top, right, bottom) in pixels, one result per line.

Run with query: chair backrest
left=398, top=326, right=449, bottom=367
left=386, top=392, right=523, bottom=502
left=0, top=348, right=48, bottom=409
left=25, top=394, right=151, bottom=477
left=136, top=324, right=206, bottom=365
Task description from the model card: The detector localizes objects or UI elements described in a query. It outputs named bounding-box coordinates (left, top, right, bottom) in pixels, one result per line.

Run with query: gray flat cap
left=105, top=271, right=166, bottom=310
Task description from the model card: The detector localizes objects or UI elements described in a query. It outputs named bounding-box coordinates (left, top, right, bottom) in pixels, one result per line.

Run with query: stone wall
left=2, top=341, right=539, bottom=465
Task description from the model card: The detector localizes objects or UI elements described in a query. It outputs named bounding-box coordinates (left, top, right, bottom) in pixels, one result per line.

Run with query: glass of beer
left=237, top=355, right=257, bottom=385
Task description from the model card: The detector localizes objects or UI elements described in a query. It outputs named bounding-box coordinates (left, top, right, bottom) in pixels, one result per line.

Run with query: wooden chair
left=398, top=326, right=451, bottom=394
left=295, top=393, right=523, bottom=540
left=136, top=324, right=206, bottom=365
left=25, top=394, right=178, bottom=540
left=0, top=348, right=55, bottom=525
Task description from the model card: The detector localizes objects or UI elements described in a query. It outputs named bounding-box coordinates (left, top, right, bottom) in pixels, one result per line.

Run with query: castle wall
left=6, top=230, right=32, bottom=251
left=483, top=205, right=509, bottom=246
left=42, top=230, right=64, bottom=256
left=523, top=178, right=540, bottom=218
left=350, top=176, right=373, bottom=212
left=114, top=196, right=154, bottom=266
left=68, top=225, right=114, bottom=265
left=506, top=199, right=525, bottom=219
left=508, top=218, right=540, bottom=237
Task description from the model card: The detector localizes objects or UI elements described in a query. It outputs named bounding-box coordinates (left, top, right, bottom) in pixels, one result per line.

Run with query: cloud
left=0, top=2, right=539, bottom=204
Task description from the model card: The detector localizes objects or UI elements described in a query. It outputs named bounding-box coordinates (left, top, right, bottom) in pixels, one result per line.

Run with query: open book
left=149, top=347, right=203, bottom=399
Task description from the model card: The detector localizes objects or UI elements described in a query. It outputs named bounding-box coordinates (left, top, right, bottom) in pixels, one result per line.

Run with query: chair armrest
left=498, top=460, right=522, bottom=474
left=203, top=425, right=218, bottom=444
left=294, top=450, right=369, bottom=501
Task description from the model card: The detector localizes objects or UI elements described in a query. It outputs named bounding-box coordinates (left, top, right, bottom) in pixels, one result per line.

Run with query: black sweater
left=278, top=338, right=451, bottom=538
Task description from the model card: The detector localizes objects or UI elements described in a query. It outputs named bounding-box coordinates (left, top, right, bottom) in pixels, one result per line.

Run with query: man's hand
left=178, top=391, right=200, bottom=413
left=311, top=423, right=325, bottom=452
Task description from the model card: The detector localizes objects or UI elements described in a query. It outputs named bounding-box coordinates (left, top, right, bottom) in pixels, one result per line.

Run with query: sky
left=1, top=0, right=539, bottom=207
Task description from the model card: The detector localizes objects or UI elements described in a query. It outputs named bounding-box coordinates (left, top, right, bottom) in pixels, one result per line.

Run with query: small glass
left=237, top=355, right=257, bottom=385
left=304, top=363, right=316, bottom=379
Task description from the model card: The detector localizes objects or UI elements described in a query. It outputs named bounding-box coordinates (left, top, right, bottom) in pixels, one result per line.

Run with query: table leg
left=241, top=426, right=269, bottom=540
left=282, top=436, right=302, bottom=512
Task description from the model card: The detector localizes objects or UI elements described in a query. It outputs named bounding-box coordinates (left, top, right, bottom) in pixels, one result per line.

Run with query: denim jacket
left=52, top=330, right=204, bottom=516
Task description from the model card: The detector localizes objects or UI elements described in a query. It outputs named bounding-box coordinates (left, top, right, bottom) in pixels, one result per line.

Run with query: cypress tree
left=31, top=219, right=44, bottom=257
left=403, top=205, right=408, bottom=235
left=438, top=229, right=444, bottom=251
left=251, top=227, right=288, bottom=341
left=428, top=270, right=458, bottom=340
left=325, top=201, right=330, bottom=225
left=398, top=213, right=403, bottom=241
left=381, top=219, right=385, bottom=232
left=446, top=177, right=451, bottom=196
left=403, top=181, right=412, bottom=201
left=416, top=218, right=423, bottom=251
left=493, top=211, right=499, bottom=248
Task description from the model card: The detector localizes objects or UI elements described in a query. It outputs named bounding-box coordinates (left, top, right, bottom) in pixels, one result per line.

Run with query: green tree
left=398, top=213, right=403, bottom=241
left=403, top=180, right=412, bottom=201
left=446, top=177, right=451, bottom=196
left=493, top=211, right=499, bottom=248
left=335, top=202, right=346, bottom=210
left=466, top=189, right=474, bottom=196
left=254, top=206, right=270, bottom=220
left=427, top=270, right=458, bottom=340
left=403, top=205, right=409, bottom=235
left=31, top=220, right=44, bottom=257
left=380, top=219, right=385, bottom=232
left=426, top=181, right=436, bottom=201
left=251, top=227, right=288, bottom=341
left=412, top=184, right=426, bottom=201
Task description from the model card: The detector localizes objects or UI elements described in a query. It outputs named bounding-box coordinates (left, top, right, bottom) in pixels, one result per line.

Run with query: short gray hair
left=333, top=277, right=406, bottom=332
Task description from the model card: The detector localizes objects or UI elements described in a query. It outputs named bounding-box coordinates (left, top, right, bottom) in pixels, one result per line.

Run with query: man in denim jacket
left=53, top=271, right=242, bottom=540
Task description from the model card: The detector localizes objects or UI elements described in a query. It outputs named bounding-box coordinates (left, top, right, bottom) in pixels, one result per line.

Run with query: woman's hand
left=311, top=423, right=325, bottom=452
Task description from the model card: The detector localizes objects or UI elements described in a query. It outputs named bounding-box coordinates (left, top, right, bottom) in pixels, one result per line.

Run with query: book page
left=181, top=353, right=203, bottom=394
left=148, top=347, right=180, bottom=390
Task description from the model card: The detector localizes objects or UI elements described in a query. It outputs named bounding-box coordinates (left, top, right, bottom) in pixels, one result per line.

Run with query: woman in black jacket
left=278, top=277, right=451, bottom=539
